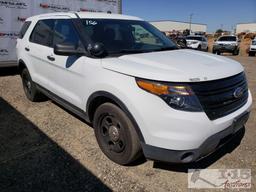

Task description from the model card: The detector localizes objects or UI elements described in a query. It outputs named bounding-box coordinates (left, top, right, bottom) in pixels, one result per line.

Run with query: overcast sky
left=123, top=0, right=256, bottom=32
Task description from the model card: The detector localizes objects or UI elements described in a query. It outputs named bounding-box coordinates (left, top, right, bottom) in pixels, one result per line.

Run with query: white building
left=236, top=23, right=256, bottom=34
left=150, top=20, right=207, bottom=33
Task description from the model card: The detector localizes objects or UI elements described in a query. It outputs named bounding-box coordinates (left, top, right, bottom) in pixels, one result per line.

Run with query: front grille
left=190, top=72, right=248, bottom=120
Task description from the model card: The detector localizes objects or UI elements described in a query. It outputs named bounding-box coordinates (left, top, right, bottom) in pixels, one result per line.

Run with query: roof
left=236, top=22, right=256, bottom=25
left=27, top=12, right=143, bottom=21
left=149, top=19, right=207, bottom=26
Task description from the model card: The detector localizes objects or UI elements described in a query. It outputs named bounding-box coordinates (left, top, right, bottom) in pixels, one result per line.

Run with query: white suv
left=186, top=35, right=208, bottom=51
left=213, top=35, right=240, bottom=55
left=16, top=12, right=252, bottom=165
left=248, top=38, right=256, bottom=56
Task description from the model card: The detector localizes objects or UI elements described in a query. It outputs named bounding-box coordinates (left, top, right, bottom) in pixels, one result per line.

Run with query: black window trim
left=18, top=21, right=32, bottom=39
left=29, top=19, right=55, bottom=48
left=28, top=18, right=89, bottom=57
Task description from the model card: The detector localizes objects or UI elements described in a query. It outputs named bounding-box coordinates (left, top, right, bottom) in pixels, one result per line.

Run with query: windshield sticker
left=85, top=20, right=97, bottom=26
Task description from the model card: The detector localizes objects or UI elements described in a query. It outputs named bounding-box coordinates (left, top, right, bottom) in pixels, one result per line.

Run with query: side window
left=30, top=20, right=54, bottom=47
left=19, top=21, right=31, bottom=39
left=53, top=19, right=82, bottom=47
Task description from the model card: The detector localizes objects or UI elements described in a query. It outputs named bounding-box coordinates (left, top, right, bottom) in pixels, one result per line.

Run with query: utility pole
left=189, top=13, right=194, bottom=34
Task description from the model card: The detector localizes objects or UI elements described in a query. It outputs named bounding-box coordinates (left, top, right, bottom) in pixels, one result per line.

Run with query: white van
left=16, top=12, right=252, bottom=165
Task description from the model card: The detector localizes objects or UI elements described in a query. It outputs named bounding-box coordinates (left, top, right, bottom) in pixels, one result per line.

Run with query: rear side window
left=30, top=20, right=54, bottom=47
left=19, top=21, right=31, bottom=39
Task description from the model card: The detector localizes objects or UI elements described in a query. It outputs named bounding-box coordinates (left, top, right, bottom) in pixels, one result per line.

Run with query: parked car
left=213, top=35, right=240, bottom=55
left=16, top=12, right=252, bottom=165
left=248, top=38, right=256, bottom=56
left=186, top=35, right=208, bottom=51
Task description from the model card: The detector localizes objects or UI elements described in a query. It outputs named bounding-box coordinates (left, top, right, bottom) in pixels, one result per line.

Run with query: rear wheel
left=21, top=68, right=45, bottom=102
left=93, top=103, right=142, bottom=165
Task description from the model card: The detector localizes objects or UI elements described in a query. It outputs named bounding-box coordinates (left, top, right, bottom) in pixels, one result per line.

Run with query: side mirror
left=87, top=42, right=105, bottom=57
left=54, top=43, right=84, bottom=56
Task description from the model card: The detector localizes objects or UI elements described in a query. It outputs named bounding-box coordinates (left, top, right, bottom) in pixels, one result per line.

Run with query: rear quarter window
left=18, top=21, right=31, bottom=39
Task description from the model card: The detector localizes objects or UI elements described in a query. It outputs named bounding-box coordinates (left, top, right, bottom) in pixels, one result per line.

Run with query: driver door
left=47, top=19, right=87, bottom=107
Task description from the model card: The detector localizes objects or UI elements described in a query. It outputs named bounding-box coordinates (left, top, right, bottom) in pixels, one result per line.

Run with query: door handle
left=25, top=47, right=30, bottom=51
left=47, top=55, right=55, bottom=61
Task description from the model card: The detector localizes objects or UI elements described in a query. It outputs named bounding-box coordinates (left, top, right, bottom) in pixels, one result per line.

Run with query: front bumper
left=213, top=44, right=238, bottom=53
left=142, top=112, right=249, bottom=163
left=187, top=43, right=200, bottom=49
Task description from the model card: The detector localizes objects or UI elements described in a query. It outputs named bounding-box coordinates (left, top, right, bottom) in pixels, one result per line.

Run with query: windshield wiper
left=109, top=47, right=177, bottom=56
left=117, top=49, right=148, bottom=54
left=153, top=46, right=178, bottom=52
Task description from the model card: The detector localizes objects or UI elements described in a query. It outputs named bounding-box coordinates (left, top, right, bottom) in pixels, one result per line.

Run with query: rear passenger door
left=28, top=19, right=54, bottom=88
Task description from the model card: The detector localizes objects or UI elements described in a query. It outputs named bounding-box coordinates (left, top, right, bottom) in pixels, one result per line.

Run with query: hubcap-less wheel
left=22, top=70, right=33, bottom=97
left=100, top=115, right=125, bottom=153
left=21, top=68, right=46, bottom=102
left=93, top=103, right=142, bottom=165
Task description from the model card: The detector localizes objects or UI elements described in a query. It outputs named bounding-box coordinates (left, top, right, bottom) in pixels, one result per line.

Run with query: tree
left=215, top=29, right=223, bottom=34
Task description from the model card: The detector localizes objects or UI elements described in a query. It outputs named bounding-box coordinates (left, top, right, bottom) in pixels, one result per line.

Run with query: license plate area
left=233, top=112, right=249, bottom=133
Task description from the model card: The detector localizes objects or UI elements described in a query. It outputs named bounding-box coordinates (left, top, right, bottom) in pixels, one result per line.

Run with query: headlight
left=136, top=79, right=202, bottom=112
left=230, top=43, right=237, bottom=46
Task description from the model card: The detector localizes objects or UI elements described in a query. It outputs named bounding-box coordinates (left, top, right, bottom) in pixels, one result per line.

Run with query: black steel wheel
left=21, top=68, right=45, bottom=102
left=93, top=103, right=142, bottom=165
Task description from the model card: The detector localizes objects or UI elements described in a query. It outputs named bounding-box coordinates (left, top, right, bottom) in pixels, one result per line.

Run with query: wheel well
left=18, top=60, right=27, bottom=74
left=86, top=92, right=145, bottom=142
left=87, top=96, right=118, bottom=122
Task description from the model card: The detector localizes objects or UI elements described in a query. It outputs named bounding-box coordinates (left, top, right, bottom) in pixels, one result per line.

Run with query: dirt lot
left=0, top=56, right=255, bottom=192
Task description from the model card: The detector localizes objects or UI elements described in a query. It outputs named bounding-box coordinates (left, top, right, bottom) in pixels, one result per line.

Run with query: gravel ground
left=0, top=55, right=255, bottom=192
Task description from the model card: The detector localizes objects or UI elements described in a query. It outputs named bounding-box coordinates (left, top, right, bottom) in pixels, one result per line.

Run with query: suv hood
left=102, top=49, right=243, bottom=82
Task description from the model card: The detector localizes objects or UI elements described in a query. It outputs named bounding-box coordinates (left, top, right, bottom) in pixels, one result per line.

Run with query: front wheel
left=233, top=49, right=239, bottom=56
left=249, top=52, right=255, bottom=56
left=93, top=103, right=142, bottom=165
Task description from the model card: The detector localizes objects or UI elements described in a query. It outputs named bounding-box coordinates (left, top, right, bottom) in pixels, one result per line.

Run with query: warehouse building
left=150, top=20, right=207, bottom=33
left=236, top=23, right=256, bottom=34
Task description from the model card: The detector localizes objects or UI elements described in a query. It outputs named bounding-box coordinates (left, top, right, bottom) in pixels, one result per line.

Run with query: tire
left=21, top=68, right=45, bottom=102
left=93, top=103, right=142, bottom=165
left=216, top=51, right=221, bottom=55
left=249, top=52, right=255, bottom=56
left=197, top=45, right=201, bottom=50
left=233, top=49, right=239, bottom=56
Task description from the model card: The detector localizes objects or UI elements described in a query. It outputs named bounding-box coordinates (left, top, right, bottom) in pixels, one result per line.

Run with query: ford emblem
left=233, top=87, right=243, bottom=98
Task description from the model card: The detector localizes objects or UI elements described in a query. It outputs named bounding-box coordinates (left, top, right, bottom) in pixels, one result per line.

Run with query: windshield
left=218, top=36, right=236, bottom=41
left=186, top=36, right=202, bottom=41
left=81, top=19, right=177, bottom=56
